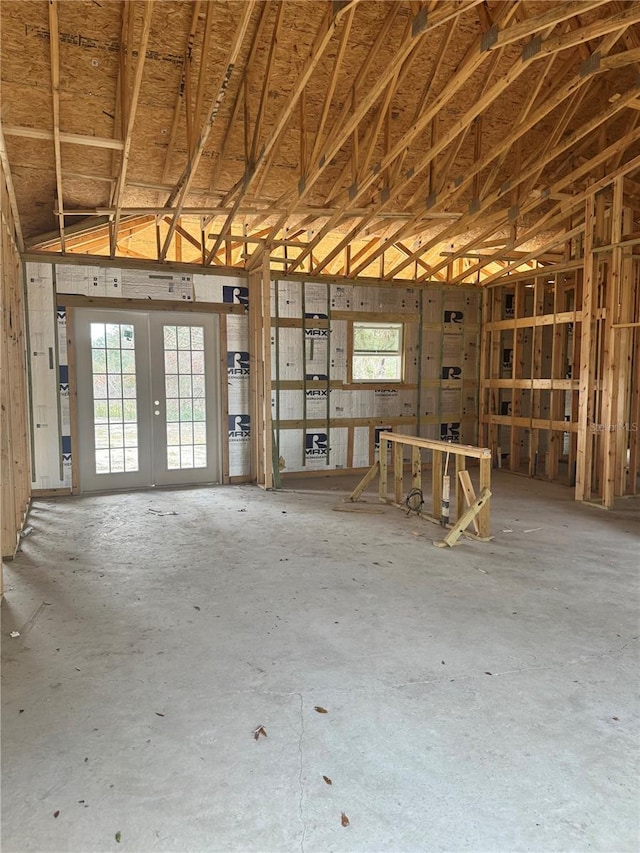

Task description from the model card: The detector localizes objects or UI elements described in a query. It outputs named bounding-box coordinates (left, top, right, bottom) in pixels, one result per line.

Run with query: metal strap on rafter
left=411, top=7, right=428, bottom=37
left=522, top=35, right=541, bottom=62
left=481, top=25, right=498, bottom=53
left=580, top=53, right=601, bottom=77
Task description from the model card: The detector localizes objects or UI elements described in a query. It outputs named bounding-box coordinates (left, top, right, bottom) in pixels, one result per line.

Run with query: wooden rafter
left=443, top=135, right=640, bottom=285
left=111, top=0, right=154, bottom=257
left=339, top=1, right=622, bottom=225
left=47, top=0, right=65, bottom=251
left=207, top=4, right=270, bottom=198
left=2, top=126, right=124, bottom=150
left=160, top=0, right=256, bottom=261
left=204, top=0, right=358, bottom=265
left=0, top=124, right=24, bottom=251
left=161, top=1, right=202, bottom=186
left=348, top=34, right=640, bottom=280
left=285, top=0, right=611, bottom=277
left=262, top=0, right=484, bottom=252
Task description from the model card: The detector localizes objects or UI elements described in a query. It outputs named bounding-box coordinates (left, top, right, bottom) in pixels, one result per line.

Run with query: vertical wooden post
left=261, top=253, right=273, bottom=489
left=411, top=445, right=421, bottom=492
left=478, top=289, right=490, bottom=448
left=510, top=282, right=524, bottom=472
left=576, top=193, right=597, bottom=502
left=393, top=441, right=404, bottom=504
left=529, top=277, right=544, bottom=477
left=219, top=313, right=230, bottom=484
left=432, top=449, right=442, bottom=520
left=379, top=435, right=388, bottom=500
left=455, top=453, right=466, bottom=522
left=1, top=168, right=31, bottom=558
left=601, top=177, right=623, bottom=507
left=488, top=289, right=501, bottom=458
left=478, top=455, right=491, bottom=538
left=548, top=275, right=563, bottom=481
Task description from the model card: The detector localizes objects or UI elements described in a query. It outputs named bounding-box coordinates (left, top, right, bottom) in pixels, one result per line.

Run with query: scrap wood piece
left=457, top=469, right=480, bottom=534
left=348, top=460, right=379, bottom=501
left=434, top=488, right=492, bottom=549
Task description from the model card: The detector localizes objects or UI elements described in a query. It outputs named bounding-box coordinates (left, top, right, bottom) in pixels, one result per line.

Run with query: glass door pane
left=163, top=324, right=207, bottom=470
left=90, top=322, right=139, bottom=474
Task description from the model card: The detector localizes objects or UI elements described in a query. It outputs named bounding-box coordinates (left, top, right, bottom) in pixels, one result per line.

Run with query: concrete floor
left=2, top=471, right=638, bottom=853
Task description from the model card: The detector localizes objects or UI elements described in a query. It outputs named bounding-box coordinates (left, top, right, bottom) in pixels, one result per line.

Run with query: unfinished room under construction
left=1, top=1, right=639, bottom=851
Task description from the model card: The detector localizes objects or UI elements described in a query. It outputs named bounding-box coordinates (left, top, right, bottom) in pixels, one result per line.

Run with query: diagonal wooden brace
left=434, top=488, right=492, bottom=548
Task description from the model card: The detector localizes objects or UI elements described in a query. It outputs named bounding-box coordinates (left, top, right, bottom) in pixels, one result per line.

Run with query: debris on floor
left=20, top=526, right=34, bottom=538
left=314, top=706, right=328, bottom=714
left=333, top=503, right=384, bottom=514
left=341, top=812, right=350, bottom=827
left=322, top=775, right=332, bottom=785
left=147, top=509, right=178, bottom=517
left=9, top=631, right=20, bottom=638
left=252, top=725, right=267, bottom=741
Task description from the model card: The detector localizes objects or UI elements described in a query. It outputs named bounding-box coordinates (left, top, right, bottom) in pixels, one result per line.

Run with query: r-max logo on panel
left=227, top=351, right=250, bottom=376
left=229, top=414, right=250, bottom=439
left=223, top=286, right=249, bottom=308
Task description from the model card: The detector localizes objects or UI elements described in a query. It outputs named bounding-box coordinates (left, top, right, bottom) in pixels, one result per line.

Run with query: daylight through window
left=352, top=322, right=403, bottom=382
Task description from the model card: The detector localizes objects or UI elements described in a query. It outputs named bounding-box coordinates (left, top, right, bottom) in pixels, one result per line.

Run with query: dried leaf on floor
left=341, top=812, right=350, bottom=827
left=252, top=725, right=267, bottom=740
left=115, top=831, right=122, bottom=843
left=314, top=706, right=328, bottom=714
left=322, top=775, right=332, bottom=785
left=53, top=810, right=60, bottom=818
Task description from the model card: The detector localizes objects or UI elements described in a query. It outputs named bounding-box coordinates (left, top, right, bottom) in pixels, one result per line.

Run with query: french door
left=74, top=308, right=221, bottom=492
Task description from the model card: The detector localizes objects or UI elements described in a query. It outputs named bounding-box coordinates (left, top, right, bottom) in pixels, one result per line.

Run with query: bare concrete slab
left=2, top=472, right=638, bottom=852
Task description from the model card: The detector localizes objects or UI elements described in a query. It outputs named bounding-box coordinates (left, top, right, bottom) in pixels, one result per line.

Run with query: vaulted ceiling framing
left=2, top=0, right=640, bottom=284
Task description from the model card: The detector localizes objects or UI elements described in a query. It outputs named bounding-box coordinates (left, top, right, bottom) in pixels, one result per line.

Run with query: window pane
left=353, top=355, right=402, bottom=382
left=352, top=323, right=403, bottom=382
left=353, top=324, right=401, bottom=353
